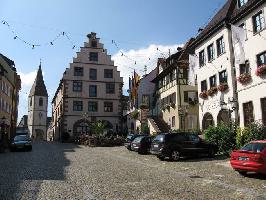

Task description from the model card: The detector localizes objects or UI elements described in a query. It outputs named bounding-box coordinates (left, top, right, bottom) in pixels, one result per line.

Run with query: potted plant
left=199, top=90, right=208, bottom=99
left=207, top=86, right=218, bottom=96
left=218, top=82, right=229, bottom=92
left=237, top=73, right=252, bottom=84
left=255, top=64, right=266, bottom=76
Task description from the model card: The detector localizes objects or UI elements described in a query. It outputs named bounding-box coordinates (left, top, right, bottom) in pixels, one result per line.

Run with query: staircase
left=148, top=117, right=170, bottom=134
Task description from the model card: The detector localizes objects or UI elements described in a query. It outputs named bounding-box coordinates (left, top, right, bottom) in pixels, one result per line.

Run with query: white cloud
left=112, top=44, right=182, bottom=94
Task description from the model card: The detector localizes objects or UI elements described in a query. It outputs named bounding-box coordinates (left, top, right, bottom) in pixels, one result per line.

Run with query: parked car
left=10, top=135, right=32, bottom=152
left=230, top=140, right=266, bottom=176
left=124, top=134, right=144, bottom=150
left=131, top=135, right=154, bottom=154
left=150, top=133, right=218, bottom=161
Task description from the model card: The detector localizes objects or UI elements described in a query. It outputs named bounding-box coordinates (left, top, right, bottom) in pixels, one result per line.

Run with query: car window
left=14, top=135, right=29, bottom=141
left=172, top=134, right=184, bottom=142
left=188, top=134, right=200, bottom=143
left=153, top=135, right=165, bottom=142
left=126, top=135, right=133, bottom=140
left=133, top=136, right=144, bottom=143
left=255, top=143, right=266, bottom=152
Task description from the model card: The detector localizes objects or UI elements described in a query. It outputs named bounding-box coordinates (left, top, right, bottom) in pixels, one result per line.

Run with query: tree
left=90, top=121, right=106, bottom=136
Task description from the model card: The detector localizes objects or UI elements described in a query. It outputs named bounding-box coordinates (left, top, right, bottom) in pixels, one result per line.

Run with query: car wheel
left=171, top=150, right=181, bottom=161
left=208, top=148, right=216, bottom=158
left=238, top=171, right=247, bottom=176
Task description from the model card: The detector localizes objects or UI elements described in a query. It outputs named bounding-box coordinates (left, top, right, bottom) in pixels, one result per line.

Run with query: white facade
left=195, top=27, right=237, bottom=129
left=234, top=2, right=266, bottom=127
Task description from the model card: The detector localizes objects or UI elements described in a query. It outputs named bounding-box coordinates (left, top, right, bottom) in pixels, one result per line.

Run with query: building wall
left=234, top=3, right=266, bottom=127
left=52, top=33, right=123, bottom=140
left=195, top=27, right=236, bottom=129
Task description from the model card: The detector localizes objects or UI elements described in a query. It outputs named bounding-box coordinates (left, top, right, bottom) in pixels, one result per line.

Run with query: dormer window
left=238, top=0, right=248, bottom=8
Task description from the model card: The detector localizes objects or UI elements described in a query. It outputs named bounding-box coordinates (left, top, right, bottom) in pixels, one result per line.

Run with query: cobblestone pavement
left=0, top=142, right=266, bottom=200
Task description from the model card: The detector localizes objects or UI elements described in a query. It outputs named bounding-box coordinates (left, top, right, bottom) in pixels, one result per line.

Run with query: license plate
left=153, top=144, right=158, bottom=148
left=132, top=144, right=136, bottom=147
left=238, top=156, right=249, bottom=161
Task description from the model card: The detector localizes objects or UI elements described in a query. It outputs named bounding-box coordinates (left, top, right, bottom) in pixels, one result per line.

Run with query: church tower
left=28, top=62, right=48, bottom=140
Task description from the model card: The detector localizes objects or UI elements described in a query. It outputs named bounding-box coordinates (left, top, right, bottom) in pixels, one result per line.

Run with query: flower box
left=255, top=64, right=266, bottom=76
left=207, top=87, right=218, bottom=96
left=218, top=83, right=229, bottom=92
left=199, top=90, right=208, bottom=99
left=237, top=73, right=252, bottom=84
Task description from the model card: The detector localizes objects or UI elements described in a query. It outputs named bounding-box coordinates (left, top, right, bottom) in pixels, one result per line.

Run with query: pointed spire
left=29, top=61, right=48, bottom=97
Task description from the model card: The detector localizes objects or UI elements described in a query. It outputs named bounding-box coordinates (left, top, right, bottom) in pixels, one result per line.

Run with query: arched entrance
left=217, top=109, right=230, bottom=125
left=73, top=119, right=90, bottom=137
left=202, top=112, right=214, bottom=130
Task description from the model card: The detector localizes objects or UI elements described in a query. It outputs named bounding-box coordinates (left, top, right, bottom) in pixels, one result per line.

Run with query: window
left=257, top=51, right=266, bottom=66
left=261, top=98, right=266, bottom=126
left=74, top=67, right=83, bottom=76
left=89, top=52, right=98, bottom=61
left=209, top=75, right=217, bottom=87
left=104, top=102, right=113, bottom=112
left=252, top=11, right=265, bottom=33
left=106, top=83, right=115, bottom=94
left=216, top=36, right=225, bottom=56
left=238, top=0, right=248, bottom=7
left=88, top=101, right=98, bottom=112
left=219, top=70, right=227, bottom=83
left=243, top=101, right=254, bottom=126
left=142, top=95, right=150, bottom=106
left=89, top=85, right=97, bottom=97
left=30, top=97, right=32, bottom=106
left=201, top=80, right=207, bottom=92
left=73, top=81, right=82, bottom=92
left=240, top=60, right=250, bottom=74
left=89, top=68, right=97, bottom=80
left=104, top=69, right=113, bottom=78
left=91, top=40, right=97, bottom=47
left=207, top=43, right=215, bottom=61
left=172, top=116, right=175, bottom=127
left=184, top=91, right=197, bottom=103
left=199, top=50, right=206, bottom=67
left=39, top=98, right=43, bottom=106
left=73, top=101, right=83, bottom=111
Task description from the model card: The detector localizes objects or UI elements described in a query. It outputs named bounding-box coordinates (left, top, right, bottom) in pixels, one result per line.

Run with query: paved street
left=0, top=142, right=266, bottom=200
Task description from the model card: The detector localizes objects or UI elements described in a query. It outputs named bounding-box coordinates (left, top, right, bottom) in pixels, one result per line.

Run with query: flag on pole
left=231, top=25, right=246, bottom=65
left=188, top=54, right=198, bottom=86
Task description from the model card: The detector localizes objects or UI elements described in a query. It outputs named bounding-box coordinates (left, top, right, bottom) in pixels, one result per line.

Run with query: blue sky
left=0, top=0, right=226, bottom=120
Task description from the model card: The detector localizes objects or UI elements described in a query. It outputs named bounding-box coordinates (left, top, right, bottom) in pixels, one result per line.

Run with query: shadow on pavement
left=0, top=141, right=80, bottom=200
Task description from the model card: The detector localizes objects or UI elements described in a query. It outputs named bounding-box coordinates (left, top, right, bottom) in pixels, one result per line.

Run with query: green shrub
left=237, top=122, right=266, bottom=148
left=141, top=123, right=150, bottom=134
left=204, top=123, right=236, bottom=156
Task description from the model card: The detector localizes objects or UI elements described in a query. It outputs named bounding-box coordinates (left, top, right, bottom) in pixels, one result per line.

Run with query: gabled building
left=190, top=0, right=265, bottom=129
left=0, top=54, right=21, bottom=141
left=51, top=32, right=123, bottom=141
left=151, top=39, right=199, bottom=132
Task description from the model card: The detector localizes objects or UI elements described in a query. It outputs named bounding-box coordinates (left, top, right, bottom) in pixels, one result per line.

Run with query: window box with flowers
left=207, top=87, right=218, bottom=96
left=218, top=82, right=228, bottom=92
left=131, top=110, right=139, bottom=120
left=237, top=73, right=252, bottom=84
left=199, top=90, right=208, bottom=99
left=255, top=64, right=266, bottom=76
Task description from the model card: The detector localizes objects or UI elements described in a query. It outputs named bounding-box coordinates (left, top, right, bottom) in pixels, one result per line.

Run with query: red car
left=230, top=140, right=266, bottom=175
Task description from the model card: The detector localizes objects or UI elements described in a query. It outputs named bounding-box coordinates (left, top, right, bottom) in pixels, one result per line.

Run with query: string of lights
left=1, top=19, right=179, bottom=76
